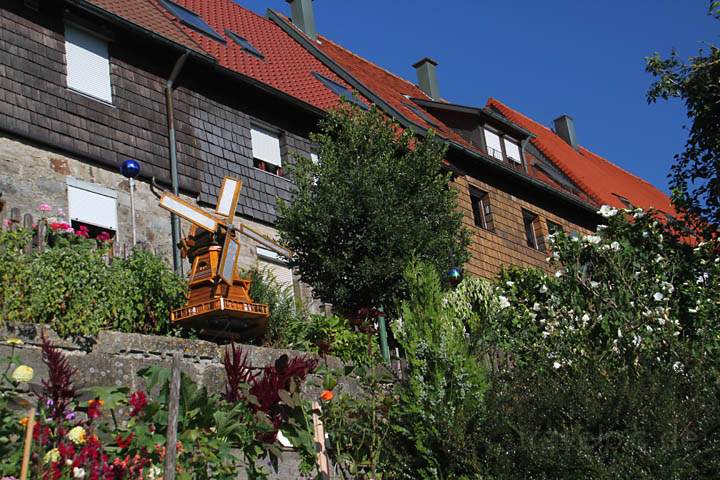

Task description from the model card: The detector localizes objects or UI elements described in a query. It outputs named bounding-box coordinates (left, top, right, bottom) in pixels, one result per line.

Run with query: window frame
left=503, top=136, right=522, bottom=164
left=546, top=220, right=564, bottom=236
left=225, top=29, right=264, bottom=59
left=469, top=186, right=494, bottom=231
left=158, top=0, right=225, bottom=42
left=522, top=209, right=543, bottom=251
left=483, top=127, right=504, bottom=161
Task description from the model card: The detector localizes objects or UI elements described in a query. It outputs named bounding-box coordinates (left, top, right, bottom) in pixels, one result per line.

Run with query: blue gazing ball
left=121, top=159, right=141, bottom=179
left=447, top=267, right=463, bottom=287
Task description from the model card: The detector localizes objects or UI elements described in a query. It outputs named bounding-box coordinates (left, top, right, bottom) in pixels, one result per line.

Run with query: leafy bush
left=249, top=267, right=378, bottom=365
left=0, top=228, right=187, bottom=337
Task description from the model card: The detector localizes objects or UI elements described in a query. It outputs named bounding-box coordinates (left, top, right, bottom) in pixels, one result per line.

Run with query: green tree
left=276, top=105, right=469, bottom=314
left=646, top=2, right=720, bottom=236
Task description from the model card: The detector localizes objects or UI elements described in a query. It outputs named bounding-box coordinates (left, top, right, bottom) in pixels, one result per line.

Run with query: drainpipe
left=165, top=51, right=190, bottom=274
left=520, top=137, right=531, bottom=175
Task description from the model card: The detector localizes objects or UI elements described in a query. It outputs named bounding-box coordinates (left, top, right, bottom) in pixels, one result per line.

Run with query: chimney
left=553, top=114, right=578, bottom=149
left=286, top=0, right=317, bottom=40
left=412, top=57, right=440, bottom=99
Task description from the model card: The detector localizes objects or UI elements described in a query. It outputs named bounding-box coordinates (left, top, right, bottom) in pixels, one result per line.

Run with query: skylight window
left=403, top=102, right=437, bottom=127
left=226, top=30, right=264, bottom=59
left=313, top=73, right=368, bottom=109
left=158, top=0, right=224, bottom=42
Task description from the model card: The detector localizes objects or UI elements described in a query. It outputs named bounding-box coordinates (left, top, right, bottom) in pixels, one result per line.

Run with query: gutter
left=268, top=10, right=597, bottom=216
left=165, top=51, right=190, bottom=275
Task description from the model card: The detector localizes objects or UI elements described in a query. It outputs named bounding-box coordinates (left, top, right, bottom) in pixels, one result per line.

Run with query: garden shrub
left=0, top=227, right=186, bottom=337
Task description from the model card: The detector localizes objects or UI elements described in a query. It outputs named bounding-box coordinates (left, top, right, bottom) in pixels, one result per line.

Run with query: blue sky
left=238, top=1, right=717, bottom=193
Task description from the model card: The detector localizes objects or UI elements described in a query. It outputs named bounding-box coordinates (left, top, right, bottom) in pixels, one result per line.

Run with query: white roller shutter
left=66, top=177, right=118, bottom=231
left=504, top=138, right=522, bottom=163
left=64, top=25, right=112, bottom=103
left=257, top=247, right=294, bottom=298
left=483, top=128, right=503, bottom=160
left=251, top=127, right=282, bottom=167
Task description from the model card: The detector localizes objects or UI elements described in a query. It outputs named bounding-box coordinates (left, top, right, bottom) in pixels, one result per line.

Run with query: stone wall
left=0, top=323, right=345, bottom=479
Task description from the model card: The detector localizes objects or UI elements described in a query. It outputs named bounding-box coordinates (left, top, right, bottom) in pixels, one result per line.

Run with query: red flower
left=320, top=390, right=334, bottom=401
left=87, top=398, right=104, bottom=419
left=96, top=231, right=112, bottom=242
left=129, top=391, right=148, bottom=417
left=75, top=225, right=90, bottom=238
left=116, top=432, right=134, bottom=449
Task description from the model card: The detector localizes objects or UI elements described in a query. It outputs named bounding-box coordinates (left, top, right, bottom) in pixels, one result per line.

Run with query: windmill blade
left=237, top=223, right=292, bottom=259
left=218, top=233, right=241, bottom=286
left=159, top=192, right=220, bottom=233
left=215, top=177, right=242, bottom=224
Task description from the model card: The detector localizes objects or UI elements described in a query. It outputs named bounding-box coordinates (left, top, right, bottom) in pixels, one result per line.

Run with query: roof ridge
left=146, top=0, right=205, bottom=52
left=317, top=34, right=431, bottom=99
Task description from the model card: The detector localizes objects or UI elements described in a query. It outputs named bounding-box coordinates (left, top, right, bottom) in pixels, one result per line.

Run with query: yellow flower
left=19, top=417, right=29, bottom=427
left=6, top=338, right=23, bottom=346
left=44, top=448, right=60, bottom=464
left=11, top=365, right=33, bottom=383
left=68, top=426, right=87, bottom=445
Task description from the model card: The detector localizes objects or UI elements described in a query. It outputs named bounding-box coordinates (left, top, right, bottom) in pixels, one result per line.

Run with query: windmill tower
left=158, top=176, right=291, bottom=340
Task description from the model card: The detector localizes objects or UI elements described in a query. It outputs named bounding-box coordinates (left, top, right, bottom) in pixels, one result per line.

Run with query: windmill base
left=171, top=298, right=269, bottom=340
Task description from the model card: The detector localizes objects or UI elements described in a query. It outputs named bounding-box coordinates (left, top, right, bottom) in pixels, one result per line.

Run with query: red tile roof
left=83, top=0, right=205, bottom=54
left=155, top=0, right=364, bottom=112
left=488, top=98, right=674, bottom=214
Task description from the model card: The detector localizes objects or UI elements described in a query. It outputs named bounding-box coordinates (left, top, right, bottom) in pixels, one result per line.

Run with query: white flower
left=539, top=284, right=548, bottom=294
left=505, top=281, right=515, bottom=287
left=610, top=241, right=620, bottom=251
left=653, top=292, right=664, bottom=302
left=632, top=335, right=642, bottom=347
left=596, top=224, right=608, bottom=231
left=617, top=328, right=623, bottom=338
left=633, top=210, right=645, bottom=219
left=498, top=296, right=511, bottom=309
left=73, top=467, right=86, bottom=479
left=590, top=281, right=600, bottom=288
left=672, top=361, right=684, bottom=373
left=147, top=465, right=163, bottom=480
left=598, top=205, right=619, bottom=218
left=688, top=308, right=698, bottom=314
left=532, top=302, right=541, bottom=311
left=581, top=313, right=590, bottom=324
left=553, top=361, right=561, bottom=369
left=554, top=269, right=564, bottom=278
left=583, top=235, right=602, bottom=244
left=542, top=331, right=551, bottom=338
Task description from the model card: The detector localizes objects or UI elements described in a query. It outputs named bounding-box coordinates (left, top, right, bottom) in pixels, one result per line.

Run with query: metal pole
left=377, top=306, right=391, bottom=365
left=164, top=352, right=182, bottom=480
left=129, top=177, right=137, bottom=246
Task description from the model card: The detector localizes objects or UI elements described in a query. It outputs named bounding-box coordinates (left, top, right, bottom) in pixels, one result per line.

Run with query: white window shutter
left=483, top=129, right=503, bottom=160
left=257, top=247, right=294, bottom=299
left=64, top=26, right=112, bottom=103
left=66, top=178, right=118, bottom=231
left=503, top=138, right=522, bottom=163
left=251, top=127, right=282, bottom=167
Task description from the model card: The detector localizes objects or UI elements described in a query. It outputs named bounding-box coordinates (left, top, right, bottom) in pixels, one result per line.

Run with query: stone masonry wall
left=0, top=323, right=345, bottom=479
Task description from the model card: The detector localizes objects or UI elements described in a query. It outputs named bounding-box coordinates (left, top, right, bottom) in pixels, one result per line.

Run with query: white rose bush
left=477, top=206, right=720, bottom=479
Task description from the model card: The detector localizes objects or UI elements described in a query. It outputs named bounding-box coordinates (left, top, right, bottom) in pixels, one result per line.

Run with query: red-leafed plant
left=39, top=332, right=77, bottom=422
left=222, top=342, right=258, bottom=403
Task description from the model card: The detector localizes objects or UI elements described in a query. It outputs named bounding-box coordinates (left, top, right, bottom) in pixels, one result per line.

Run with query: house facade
left=0, top=0, right=673, bottom=292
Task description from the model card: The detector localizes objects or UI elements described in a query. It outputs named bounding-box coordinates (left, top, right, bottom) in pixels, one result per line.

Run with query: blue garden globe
left=121, top=159, right=141, bottom=179
left=447, top=267, right=463, bottom=287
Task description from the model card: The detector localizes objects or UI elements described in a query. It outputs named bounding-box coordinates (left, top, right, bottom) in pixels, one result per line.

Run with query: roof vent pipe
left=553, top=114, right=578, bottom=150
left=286, top=0, right=317, bottom=40
left=412, top=57, right=440, bottom=100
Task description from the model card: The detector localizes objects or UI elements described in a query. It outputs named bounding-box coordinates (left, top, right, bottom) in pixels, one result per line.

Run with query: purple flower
left=46, top=399, right=55, bottom=407
left=65, top=411, right=76, bottom=421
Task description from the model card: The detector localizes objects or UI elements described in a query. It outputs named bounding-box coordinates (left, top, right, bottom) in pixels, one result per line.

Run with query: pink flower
left=56, top=208, right=65, bottom=217
left=96, top=231, right=112, bottom=242
left=50, top=222, right=73, bottom=233
left=75, top=226, right=89, bottom=238
left=38, top=203, right=52, bottom=213
left=2, top=219, right=11, bottom=228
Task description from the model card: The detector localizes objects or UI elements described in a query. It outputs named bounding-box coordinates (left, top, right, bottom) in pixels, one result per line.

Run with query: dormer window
left=483, top=128, right=504, bottom=160
left=503, top=137, right=522, bottom=164
left=158, top=0, right=225, bottom=42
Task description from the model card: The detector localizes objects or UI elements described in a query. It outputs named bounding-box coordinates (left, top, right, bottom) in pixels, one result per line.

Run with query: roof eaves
left=66, top=0, right=215, bottom=61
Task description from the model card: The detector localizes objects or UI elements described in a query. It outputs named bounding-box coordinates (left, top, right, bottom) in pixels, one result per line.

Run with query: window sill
left=253, top=166, right=286, bottom=179
left=66, top=87, right=115, bottom=108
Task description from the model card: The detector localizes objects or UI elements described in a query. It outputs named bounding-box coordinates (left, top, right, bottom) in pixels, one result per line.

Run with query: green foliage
left=276, top=104, right=469, bottom=314
left=646, top=2, right=720, bottom=235
left=0, top=228, right=187, bottom=337
left=250, top=267, right=379, bottom=365
left=0, top=344, right=26, bottom=477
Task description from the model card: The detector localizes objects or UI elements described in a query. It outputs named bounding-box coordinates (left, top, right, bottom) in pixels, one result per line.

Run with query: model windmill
left=158, top=176, right=291, bottom=340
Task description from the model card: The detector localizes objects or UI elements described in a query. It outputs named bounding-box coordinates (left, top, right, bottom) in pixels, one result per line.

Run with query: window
left=66, top=177, right=118, bottom=239
left=483, top=128, right=503, bottom=160
left=257, top=246, right=295, bottom=301
left=251, top=126, right=282, bottom=175
left=313, top=73, right=368, bottom=110
left=310, top=153, right=319, bottom=164
left=547, top=220, right=564, bottom=236
left=226, top=30, right=263, bottom=58
left=612, top=193, right=634, bottom=209
left=522, top=209, right=542, bottom=250
left=402, top=102, right=437, bottom=127
left=503, top=137, right=522, bottom=164
left=64, top=25, right=112, bottom=103
left=158, top=0, right=224, bottom=42
left=470, top=187, right=493, bottom=230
